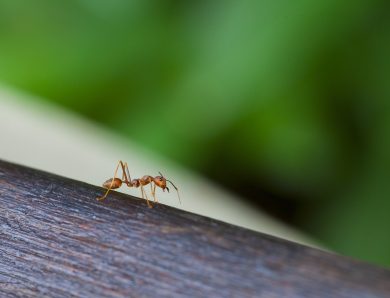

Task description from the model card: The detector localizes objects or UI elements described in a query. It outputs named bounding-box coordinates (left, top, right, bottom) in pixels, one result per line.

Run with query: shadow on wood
left=0, top=160, right=389, bottom=297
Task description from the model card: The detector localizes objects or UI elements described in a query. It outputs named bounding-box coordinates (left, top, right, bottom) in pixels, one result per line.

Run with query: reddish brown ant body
left=97, top=161, right=180, bottom=208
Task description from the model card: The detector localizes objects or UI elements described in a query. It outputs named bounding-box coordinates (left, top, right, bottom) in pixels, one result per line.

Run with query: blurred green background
left=0, top=0, right=389, bottom=266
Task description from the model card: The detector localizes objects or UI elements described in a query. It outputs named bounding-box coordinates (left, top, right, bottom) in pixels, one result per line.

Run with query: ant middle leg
left=140, top=185, right=153, bottom=208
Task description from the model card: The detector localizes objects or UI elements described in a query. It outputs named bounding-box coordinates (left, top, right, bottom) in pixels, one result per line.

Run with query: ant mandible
left=97, top=160, right=180, bottom=208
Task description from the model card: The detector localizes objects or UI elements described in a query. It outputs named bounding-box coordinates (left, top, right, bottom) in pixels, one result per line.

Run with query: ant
left=97, top=160, right=180, bottom=208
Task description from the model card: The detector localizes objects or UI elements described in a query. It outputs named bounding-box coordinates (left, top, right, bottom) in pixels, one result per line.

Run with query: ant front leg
left=151, top=183, right=159, bottom=203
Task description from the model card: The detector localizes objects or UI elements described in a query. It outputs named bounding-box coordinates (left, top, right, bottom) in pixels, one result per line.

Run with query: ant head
left=154, top=171, right=181, bottom=204
left=154, top=172, right=168, bottom=191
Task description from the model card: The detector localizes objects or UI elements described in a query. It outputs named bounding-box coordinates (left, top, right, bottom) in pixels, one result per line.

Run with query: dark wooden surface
left=0, top=160, right=389, bottom=298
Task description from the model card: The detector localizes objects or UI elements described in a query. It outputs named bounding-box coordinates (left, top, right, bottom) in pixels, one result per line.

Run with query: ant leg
left=124, top=162, right=132, bottom=182
left=151, top=183, right=159, bottom=203
left=141, top=185, right=153, bottom=208
left=145, top=186, right=153, bottom=208
left=154, top=184, right=158, bottom=203
left=114, top=160, right=132, bottom=188
left=97, top=161, right=122, bottom=201
left=121, top=161, right=132, bottom=186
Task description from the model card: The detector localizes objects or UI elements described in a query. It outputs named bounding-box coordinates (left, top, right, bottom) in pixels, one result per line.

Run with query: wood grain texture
left=0, top=160, right=389, bottom=298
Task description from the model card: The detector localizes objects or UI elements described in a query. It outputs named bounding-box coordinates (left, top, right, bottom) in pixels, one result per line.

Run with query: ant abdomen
left=103, top=178, right=122, bottom=189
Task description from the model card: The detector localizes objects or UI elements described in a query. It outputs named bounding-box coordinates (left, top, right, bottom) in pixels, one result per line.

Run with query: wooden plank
left=0, top=159, right=389, bottom=297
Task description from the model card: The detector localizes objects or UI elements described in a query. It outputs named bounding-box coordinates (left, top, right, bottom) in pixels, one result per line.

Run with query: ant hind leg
left=97, top=160, right=122, bottom=201
left=122, top=162, right=132, bottom=186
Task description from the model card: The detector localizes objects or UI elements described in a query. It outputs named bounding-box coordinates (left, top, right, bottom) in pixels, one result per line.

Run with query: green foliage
left=0, top=0, right=389, bottom=266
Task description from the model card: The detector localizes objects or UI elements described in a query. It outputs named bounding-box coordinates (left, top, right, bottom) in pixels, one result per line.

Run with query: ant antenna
left=158, top=171, right=181, bottom=205
left=167, top=179, right=181, bottom=204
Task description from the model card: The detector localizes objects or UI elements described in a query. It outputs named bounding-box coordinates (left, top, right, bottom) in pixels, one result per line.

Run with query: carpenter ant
left=97, top=161, right=180, bottom=208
